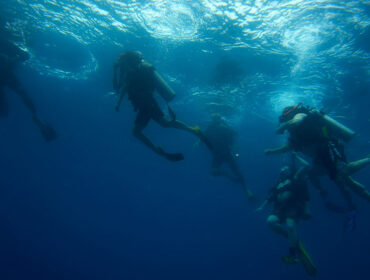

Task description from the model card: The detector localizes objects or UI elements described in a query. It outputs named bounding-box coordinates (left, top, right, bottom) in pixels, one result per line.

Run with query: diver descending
left=2, top=2, right=370, bottom=279
left=200, top=113, right=254, bottom=200
left=256, top=152, right=316, bottom=276
left=113, top=51, right=209, bottom=161
left=0, top=35, right=57, bottom=141
left=264, top=104, right=370, bottom=212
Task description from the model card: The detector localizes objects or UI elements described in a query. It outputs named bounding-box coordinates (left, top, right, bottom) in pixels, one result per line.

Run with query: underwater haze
left=1, top=0, right=370, bottom=279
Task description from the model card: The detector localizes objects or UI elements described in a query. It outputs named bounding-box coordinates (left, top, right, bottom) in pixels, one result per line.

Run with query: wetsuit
left=121, top=62, right=164, bottom=128
left=205, top=121, right=236, bottom=168
left=268, top=173, right=310, bottom=222
left=204, top=120, right=246, bottom=186
left=288, top=112, right=346, bottom=180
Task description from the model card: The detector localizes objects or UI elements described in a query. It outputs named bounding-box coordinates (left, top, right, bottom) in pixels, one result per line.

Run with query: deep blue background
left=1, top=3, right=370, bottom=280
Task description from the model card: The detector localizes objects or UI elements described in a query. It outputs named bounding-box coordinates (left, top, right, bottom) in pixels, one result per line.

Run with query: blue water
left=1, top=1, right=369, bottom=279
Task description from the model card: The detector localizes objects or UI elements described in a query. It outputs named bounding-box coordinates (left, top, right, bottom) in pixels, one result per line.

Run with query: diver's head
left=118, top=51, right=143, bottom=70
left=279, top=103, right=310, bottom=123
left=279, top=165, right=293, bottom=181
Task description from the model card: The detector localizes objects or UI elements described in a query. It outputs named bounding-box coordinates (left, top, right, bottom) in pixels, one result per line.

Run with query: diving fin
left=246, top=190, right=257, bottom=203
left=157, top=146, right=184, bottom=162
left=282, top=255, right=299, bottom=265
left=281, top=247, right=299, bottom=265
left=165, top=152, right=184, bottom=162
left=297, top=242, right=317, bottom=277
left=39, top=122, right=57, bottom=142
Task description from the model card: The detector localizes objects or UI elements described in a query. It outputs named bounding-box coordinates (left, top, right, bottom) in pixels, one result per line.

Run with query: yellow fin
left=297, top=242, right=317, bottom=277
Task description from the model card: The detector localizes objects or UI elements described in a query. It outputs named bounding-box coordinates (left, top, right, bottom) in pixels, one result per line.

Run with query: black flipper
left=165, top=152, right=184, bottom=162
left=40, top=122, right=57, bottom=142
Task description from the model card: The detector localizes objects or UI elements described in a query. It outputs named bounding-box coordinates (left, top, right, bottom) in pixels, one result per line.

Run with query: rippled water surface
left=1, top=2, right=370, bottom=279
left=2, top=0, right=369, bottom=116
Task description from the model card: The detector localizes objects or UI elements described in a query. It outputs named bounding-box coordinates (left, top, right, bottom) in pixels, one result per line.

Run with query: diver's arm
left=292, top=152, right=310, bottom=168
left=264, top=144, right=292, bottom=155
left=291, top=151, right=309, bottom=169
left=256, top=188, right=275, bottom=212
left=294, top=167, right=307, bottom=181
left=292, top=153, right=310, bottom=180
left=255, top=199, right=269, bottom=212
left=113, top=61, right=127, bottom=111
left=293, top=152, right=309, bottom=167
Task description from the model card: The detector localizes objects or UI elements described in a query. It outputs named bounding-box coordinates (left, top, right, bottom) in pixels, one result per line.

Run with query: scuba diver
left=256, top=153, right=316, bottom=277
left=113, top=51, right=208, bottom=161
left=0, top=30, right=57, bottom=141
left=199, top=114, right=254, bottom=200
left=264, top=103, right=370, bottom=216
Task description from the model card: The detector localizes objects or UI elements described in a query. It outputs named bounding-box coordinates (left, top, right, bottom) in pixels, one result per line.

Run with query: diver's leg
left=310, top=168, right=348, bottom=213
left=343, top=176, right=370, bottom=203
left=134, top=115, right=183, bottom=161
left=12, top=83, right=57, bottom=141
left=286, top=218, right=298, bottom=249
left=228, top=155, right=254, bottom=199
left=133, top=125, right=161, bottom=154
left=267, top=215, right=288, bottom=239
left=156, top=117, right=212, bottom=149
left=343, top=158, right=370, bottom=176
left=227, top=155, right=245, bottom=185
left=157, top=117, right=198, bottom=135
left=12, top=83, right=37, bottom=117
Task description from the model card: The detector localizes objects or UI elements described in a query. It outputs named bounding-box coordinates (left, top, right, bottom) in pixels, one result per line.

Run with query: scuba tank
left=322, top=114, right=355, bottom=142
left=280, top=104, right=355, bottom=142
left=153, top=70, right=176, bottom=102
